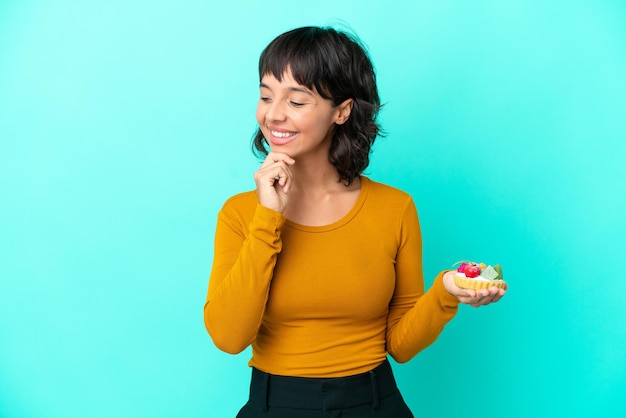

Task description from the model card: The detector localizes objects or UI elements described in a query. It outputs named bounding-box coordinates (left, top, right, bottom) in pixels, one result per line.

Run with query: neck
left=288, top=156, right=347, bottom=192
left=281, top=162, right=362, bottom=226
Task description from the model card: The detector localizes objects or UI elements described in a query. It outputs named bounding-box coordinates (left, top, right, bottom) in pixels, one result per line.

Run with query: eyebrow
left=259, top=82, right=314, bottom=96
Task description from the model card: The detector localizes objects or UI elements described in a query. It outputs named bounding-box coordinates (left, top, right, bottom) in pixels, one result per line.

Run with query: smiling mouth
left=270, top=130, right=297, bottom=138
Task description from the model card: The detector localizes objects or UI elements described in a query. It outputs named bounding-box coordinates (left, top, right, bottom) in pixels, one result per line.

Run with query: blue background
left=1, top=1, right=625, bottom=417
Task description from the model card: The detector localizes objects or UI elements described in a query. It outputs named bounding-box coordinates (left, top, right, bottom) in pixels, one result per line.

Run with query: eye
left=290, top=101, right=305, bottom=107
left=260, top=96, right=271, bottom=103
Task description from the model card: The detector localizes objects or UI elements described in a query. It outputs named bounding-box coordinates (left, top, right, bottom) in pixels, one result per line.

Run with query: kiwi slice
left=493, top=264, right=504, bottom=281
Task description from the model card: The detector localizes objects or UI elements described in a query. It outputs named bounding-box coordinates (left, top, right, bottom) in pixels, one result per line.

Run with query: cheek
left=308, top=114, right=336, bottom=136
left=255, top=105, right=264, bottom=126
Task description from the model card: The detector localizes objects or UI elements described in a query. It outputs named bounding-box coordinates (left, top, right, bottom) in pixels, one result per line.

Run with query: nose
left=266, top=100, right=287, bottom=122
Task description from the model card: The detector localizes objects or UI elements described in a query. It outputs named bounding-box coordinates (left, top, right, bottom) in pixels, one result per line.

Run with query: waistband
left=248, top=359, right=399, bottom=411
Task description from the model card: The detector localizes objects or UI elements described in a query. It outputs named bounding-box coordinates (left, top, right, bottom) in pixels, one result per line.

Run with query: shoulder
left=363, top=177, right=415, bottom=208
left=219, top=190, right=259, bottom=222
left=359, top=177, right=420, bottom=234
left=222, top=189, right=258, bottom=207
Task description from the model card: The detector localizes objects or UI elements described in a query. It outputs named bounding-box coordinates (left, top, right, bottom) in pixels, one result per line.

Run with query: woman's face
left=256, top=69, right=350, bottom=159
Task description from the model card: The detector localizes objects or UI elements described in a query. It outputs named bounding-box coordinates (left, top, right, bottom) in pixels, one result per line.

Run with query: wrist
left=437, top=270, right=461, bottom=307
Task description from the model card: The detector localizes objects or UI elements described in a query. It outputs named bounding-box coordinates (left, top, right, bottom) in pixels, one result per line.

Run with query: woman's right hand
left=254, top=152, right=295, bottom=213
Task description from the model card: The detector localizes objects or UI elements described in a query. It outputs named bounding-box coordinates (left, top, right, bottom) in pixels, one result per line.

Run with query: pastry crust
left=454, top=274, right=507, bottom=290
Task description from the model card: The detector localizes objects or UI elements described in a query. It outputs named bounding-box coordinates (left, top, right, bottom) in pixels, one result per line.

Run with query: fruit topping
left=452, top=260, right=503, bottom=281
left=453, top=261, right=506, bottom=290
left=464, top=264, right=481, bottom=278
left=493, top=264, right=503, bottom=281
left=481, top=265, right=499, bottom=280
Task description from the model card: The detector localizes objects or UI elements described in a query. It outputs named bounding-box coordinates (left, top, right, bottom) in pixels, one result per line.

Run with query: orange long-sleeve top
left=204, top=177, right=459, bottom=377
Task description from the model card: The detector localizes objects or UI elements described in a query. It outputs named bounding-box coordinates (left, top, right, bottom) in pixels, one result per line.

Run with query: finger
left=490, top=287, right=507, bottom=303
left=272, top=163, right=292, bottom=184
left=474, top=287, right=503, bottom=306
left=471, top=295, right=492, bottom=308
left=457, top=291, right=479, bottom=305
left=268, top=151, right=295, bottom=163
left=456, top=292, right=474, bottom=304
left=261, top=152, right=295, bottom=168
left=278, top=165, right=293, bottom=193
left=256, top=161, right=291, bottom=184
left=457, top=288, right=487, bottom=307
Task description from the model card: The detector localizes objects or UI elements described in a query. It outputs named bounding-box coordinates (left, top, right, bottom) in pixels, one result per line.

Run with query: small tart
left=454, top=274, right=507, bottom=290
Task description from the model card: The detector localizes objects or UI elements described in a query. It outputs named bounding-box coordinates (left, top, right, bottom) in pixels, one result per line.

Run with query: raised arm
left=204, top=203, right=285, bottom=354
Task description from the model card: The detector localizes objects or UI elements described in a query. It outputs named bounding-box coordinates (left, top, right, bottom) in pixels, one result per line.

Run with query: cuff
left=254, top=204, right=287, bottom=229
left=433, top=270, right=461, bottom=309
left=249, top=205, right=287, bottom=249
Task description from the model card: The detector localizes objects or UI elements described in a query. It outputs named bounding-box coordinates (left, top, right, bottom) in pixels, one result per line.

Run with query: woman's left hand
left=442, top=271, right=507, bottom=308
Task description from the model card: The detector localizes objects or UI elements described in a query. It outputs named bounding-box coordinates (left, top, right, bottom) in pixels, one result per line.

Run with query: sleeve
left=385, top=197, right=460, bottom=363
left=204, top=203, right=286, bottom=354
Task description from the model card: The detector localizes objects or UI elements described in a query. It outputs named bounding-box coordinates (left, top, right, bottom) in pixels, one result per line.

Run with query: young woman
left=204, top=26, right=506, bottom=417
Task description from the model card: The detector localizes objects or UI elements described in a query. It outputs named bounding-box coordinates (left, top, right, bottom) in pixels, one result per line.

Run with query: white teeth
left=271, top=130, right=295, bottom=138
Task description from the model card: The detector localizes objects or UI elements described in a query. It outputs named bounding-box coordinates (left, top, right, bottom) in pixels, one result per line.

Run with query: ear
left=334, top=98, right=354, bottom=125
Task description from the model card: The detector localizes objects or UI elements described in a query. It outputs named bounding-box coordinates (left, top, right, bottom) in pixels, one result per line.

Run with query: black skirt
left=236, top=358, right=414, bottom=418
